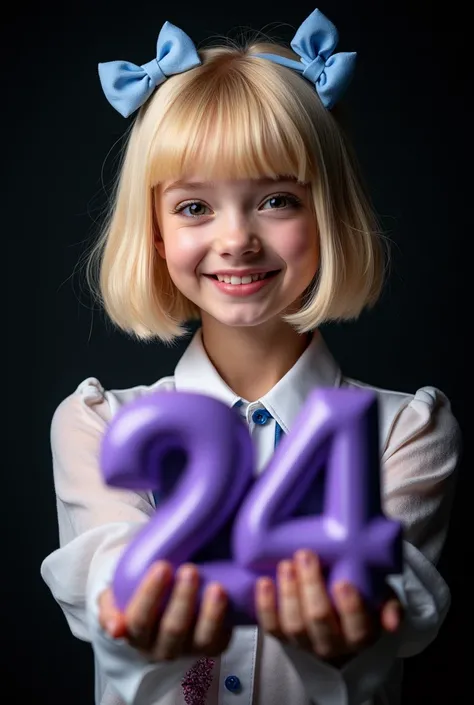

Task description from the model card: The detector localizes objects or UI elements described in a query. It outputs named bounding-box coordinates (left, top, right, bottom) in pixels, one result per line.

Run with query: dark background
left=5, top=0, right=470, bottom=702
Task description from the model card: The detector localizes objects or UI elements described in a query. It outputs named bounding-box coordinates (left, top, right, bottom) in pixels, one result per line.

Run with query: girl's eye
left=173, top=201, right=212, bottom=218
left=260, top=194, right=302, bottom=210
left=172, top=193, right=301, bottom=218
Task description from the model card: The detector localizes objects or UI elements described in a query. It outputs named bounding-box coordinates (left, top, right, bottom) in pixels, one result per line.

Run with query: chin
left=204, top=307, right=283, bottom=329
left=214, top=316, right=266, bottom=328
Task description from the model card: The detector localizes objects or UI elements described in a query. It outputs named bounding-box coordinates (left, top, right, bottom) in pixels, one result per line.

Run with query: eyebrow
left=162, top=176, right=299, bottom=196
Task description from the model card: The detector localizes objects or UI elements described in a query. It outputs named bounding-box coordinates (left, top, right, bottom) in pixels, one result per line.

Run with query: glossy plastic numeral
left=101, top=388, right=402, bottom=622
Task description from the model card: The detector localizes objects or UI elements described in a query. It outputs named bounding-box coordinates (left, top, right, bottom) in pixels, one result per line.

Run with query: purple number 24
left=100, top=388, right=402, bottom=624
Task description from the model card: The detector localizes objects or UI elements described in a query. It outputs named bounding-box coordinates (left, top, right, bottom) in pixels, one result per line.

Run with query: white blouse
left=41, top=330, right=461, bottom=705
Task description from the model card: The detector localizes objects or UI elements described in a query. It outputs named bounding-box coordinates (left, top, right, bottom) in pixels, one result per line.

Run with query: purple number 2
left=100, top=388, right=402, bottom=623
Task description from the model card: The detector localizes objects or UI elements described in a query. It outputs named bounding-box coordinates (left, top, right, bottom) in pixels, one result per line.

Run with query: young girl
left=41, top=8, right=460, bottom=705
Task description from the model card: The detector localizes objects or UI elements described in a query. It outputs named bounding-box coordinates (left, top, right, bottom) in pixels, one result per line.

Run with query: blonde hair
left=86, top=38, right=387, bottom=343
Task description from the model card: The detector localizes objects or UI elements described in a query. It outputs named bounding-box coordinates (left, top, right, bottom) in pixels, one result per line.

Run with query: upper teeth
left=216, top=273, right=267, bottom=284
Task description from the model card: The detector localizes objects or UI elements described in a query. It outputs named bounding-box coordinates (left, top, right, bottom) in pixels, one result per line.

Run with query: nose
left=214, top=213, right=261, bottom=257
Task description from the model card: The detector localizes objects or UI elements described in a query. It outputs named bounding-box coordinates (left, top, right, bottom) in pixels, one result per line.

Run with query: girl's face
left=155, top=176, right=319, bottom=328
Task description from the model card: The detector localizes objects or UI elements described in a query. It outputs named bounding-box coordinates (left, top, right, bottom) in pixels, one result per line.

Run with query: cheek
left=165, top=231, right=207, bottom=275
left=277, top=222, right=319, bottom=268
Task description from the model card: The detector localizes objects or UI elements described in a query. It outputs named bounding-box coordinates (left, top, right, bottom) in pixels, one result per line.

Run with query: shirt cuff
left=282, top=540, right=450, bottom=705
left=386, top=540, right=451, bottom=658
left=281, top=643, right=348, bottom=705
left=282, top=628, right=400, bottom=705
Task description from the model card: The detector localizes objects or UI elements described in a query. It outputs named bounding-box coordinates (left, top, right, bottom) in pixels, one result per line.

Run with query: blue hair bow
left=98, top=9, right=356, bottom=117
left=254, top=9, right=356, bottom=108
left=98, top=21, right=201, bottom=117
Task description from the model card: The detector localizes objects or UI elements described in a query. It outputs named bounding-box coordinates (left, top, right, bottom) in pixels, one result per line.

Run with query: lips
left=203, top=269, right=281, bottom=297
left=205, top=270, right=280, bottom=285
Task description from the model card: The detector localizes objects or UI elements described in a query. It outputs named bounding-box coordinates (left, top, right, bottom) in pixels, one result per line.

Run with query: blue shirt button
left=252, top=408, right=271, bottom=425
left=224, top=675, right=241, bottom=692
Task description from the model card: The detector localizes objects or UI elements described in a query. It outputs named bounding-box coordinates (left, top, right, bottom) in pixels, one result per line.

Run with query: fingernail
left=209, top=584, right=224, bottom=602
left=153, top=562, right=168, bottom=580
left=280, top=561, right=295, bottom=580
left=337, top=583, right=354, bottom=598
left=106, top=618, right=118, bottom=634
left=296, top=550, right=313, bottom=567
left=386, top=604, right=401, bottom=631
left=259, top=578, right=273, bottom=594
left=178, top=565, right=196, bottom=583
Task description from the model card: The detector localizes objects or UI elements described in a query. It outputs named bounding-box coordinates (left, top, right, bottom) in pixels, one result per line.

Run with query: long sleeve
left=281, top=385, right=461, bottom=705
left=40, top=378, right=195, bottom=705
left=381, top=385, right=460, bottom=656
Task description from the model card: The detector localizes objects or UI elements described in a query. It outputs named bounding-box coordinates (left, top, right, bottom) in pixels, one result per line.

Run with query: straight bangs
left=146, top=49, right=317, bottom=186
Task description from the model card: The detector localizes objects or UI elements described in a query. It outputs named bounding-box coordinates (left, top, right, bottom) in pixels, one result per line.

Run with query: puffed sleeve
left=40, top=378, right=196, bottom=705
left=282, top=385, right=461, bottom=705
left=381, top=385, right=461, bottom=656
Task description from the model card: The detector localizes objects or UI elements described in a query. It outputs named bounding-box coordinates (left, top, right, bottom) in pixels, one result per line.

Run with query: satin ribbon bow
left=98, top=21, right=201, bottom=117
left=255, top=8, right=357, bottom=108
left=98, top=9, right=356, bottom=117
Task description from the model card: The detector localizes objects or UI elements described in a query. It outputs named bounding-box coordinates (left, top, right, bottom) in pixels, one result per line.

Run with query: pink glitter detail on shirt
left=182, top=657, right=215, bottom=705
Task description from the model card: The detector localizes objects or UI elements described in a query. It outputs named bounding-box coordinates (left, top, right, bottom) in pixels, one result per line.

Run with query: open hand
left=255, top=550, right=402, bottom=662
left=98, top=562, right=231, bottom=661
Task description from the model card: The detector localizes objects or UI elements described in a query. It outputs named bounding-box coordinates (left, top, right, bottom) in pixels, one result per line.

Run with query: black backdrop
left=5, top=1, right=470, bottom=702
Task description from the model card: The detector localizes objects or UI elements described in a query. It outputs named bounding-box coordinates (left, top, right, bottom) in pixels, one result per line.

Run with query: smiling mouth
left=205, top=270, right=280, bottom=285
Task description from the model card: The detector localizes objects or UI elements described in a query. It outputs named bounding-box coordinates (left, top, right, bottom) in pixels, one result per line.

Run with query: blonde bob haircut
left=86, top=38, right=387, bottom=343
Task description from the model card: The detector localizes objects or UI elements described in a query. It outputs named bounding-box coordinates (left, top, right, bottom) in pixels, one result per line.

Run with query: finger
left=295, top=551, right=342, bottom=659
left=381, top=598, right=403, bottom=633
left=277, top=560, right=311, bottom=649
left=98, top=588, right=127, bottom=638
left=192, top=583, right=231, bottom=656
left=333, top=582, right=374, bottom=652
left=255, top=577, right=284, bottom=639
left=125, top=561, right=173, bottom=648
left=154, top=564, right=200, bottom=661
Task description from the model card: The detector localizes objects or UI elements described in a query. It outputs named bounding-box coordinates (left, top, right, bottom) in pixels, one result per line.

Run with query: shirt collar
left=174, top=328, right=342, bottom=431
left=174, top=328, right=241, bottom=408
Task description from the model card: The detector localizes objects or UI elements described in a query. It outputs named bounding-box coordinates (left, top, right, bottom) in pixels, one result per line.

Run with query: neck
left=199, top=314, right=316, bottom=402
